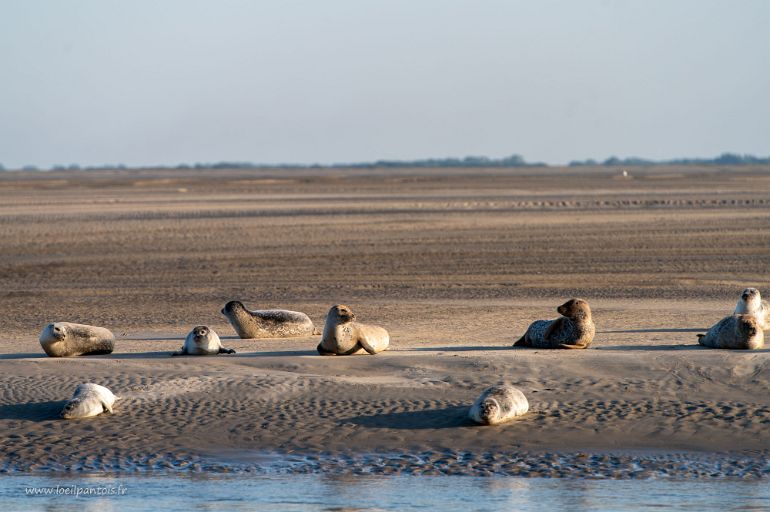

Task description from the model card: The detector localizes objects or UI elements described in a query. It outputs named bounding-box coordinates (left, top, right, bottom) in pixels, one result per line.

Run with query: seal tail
left=696, top=334, right=704, bottom=339
left=512, top=334, right=527, bottom=347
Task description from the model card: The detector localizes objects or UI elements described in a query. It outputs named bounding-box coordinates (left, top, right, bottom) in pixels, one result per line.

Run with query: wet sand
left=0, top=165, right=769, bottom=477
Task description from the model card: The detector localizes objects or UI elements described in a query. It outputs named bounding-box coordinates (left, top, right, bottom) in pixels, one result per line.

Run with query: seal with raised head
left=697, top=314, right=764, bottom=350
left=172, top=325, right=235, bottom=356
left=513, top=298, right=595, bottom=349
left=221, top=300, right=319, bottom=338
left=468, top=385, right=529, bottom=425
left=317, top=304, right=389, bottom=355
left=60, top=383, right=119, bottom=419
left=39, top=322, right=115, bottom=357
left=734, top=287, right=770, bottom=330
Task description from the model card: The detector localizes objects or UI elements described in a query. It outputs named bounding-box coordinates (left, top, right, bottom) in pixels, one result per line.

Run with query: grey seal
left=513, top=298, right=595, bottom=349
left=60, top=383, right=119, bottom=419
left=221, top=300, right=319, bottom=338
left=39, top=322, right=115, bottom=357
left=697, top=314, right=764, bottom=350
left=172, top=326, right=235, bottom=356
left=317, top=304, right=389, bottom=355
left=469, top=385, right=529, bottom=425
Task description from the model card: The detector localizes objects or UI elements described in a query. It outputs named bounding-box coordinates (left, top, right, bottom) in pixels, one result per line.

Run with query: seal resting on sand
left=172, top=326, right=235, bottom=356
left=697, top=314, right=764, bottom=350
left=734, top=287, right=770, bottom=330
left=513, top=298, right=595, bottom=349
left=60, top=383, right=118, bottom=419
left=39, top=322, right=114, bottom=357
left=221, top=300, right=319, bottom=338
left=317, top=304, right=389, bottom=355
left=469, top=385, right=529, bottom=425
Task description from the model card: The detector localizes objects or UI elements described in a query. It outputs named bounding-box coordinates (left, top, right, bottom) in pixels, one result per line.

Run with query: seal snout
left=60, top=403, right=75, bottom=419
left=222, top=300, right=243, bottom=314
left=332, top=305, right=355, bottom=322
left=51, top=324, right=66, bottom=340
left=192, top=326, right=209, bottom=343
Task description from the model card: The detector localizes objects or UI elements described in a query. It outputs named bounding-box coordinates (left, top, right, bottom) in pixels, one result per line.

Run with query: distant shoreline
left=3, top=152, right=770, bottom=173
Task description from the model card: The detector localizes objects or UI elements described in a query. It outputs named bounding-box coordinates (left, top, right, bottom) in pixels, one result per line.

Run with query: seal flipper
left=171, top=346, right=187, bottom=356
left=313, top=327, right=322, bottom=335
left=102, top=400, right=114, bottom=414
left=219, top=347, right=236, bottom=354
left=358, top=337, right=379, bottom=355
left=317, top=342, right=336, bottom=356
left=557, top=343, right=588, bottom=350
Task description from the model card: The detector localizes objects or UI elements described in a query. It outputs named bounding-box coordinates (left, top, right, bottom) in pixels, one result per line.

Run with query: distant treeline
left=166, top=154, right=546, bottom=170
left=3, top=152, right=770, bottom=172
left=568, top=153, right=770, bottom=167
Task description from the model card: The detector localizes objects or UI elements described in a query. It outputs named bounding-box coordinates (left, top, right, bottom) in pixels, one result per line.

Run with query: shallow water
left=3, top=474, right=770, bottom=511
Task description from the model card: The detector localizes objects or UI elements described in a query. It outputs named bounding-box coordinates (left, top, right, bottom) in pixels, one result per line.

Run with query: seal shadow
left=0, top=353, right=47, bottom=360
left=407, top=345, right=511, bottom=353
left=0, top=401, right=63, bottom=421
left=246, top=350, right=320, bottom=357
left=104, top=351, right=179, bottom=359
left=596, top=344, right=706, bottom=351
left=344, top=406, right=473, bottom=430
left=598, top=328, right=705, bottom=334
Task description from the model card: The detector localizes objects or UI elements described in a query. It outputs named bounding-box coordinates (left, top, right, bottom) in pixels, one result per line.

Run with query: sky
left=1, top=0, right=768, bottom=168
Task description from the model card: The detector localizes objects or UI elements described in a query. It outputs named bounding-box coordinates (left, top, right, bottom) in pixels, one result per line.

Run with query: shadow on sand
left=248, top=350, right=319, bottom=357
left=596, top=344, right=705, bottom=351
left=0, top=401, right=63, bottom=421
left=345, top=405, right=473, bottom=430
left=598, top=328, right=705, bottom=334
left=0, top=353, right=47, bottom=360
left=104, top=351, right=180, bottom=359
left=407, top=345, right=511, bottom=353
left=114, top=350, right=319, bottom=358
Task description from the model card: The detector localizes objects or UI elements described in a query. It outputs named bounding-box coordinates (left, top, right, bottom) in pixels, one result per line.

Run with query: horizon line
left=2, top=152, right=770, bottom=172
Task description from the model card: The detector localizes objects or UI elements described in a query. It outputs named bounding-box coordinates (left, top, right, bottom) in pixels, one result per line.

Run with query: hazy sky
left=1, top=0, right=768, bottom=168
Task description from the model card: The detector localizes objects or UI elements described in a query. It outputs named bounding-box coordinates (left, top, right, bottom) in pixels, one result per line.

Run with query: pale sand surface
left=0, top=165, right=769, bottom=477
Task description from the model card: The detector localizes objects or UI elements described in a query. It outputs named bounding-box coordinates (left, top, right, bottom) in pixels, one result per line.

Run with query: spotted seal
left=172, top=325, right=235, bottom=356
left=60, top=383, right=119, bottom=419
left=513, top=298, right=595, bottom=349
left=468, top=384, right=529, bottom=425
left=221, top=300, right=319, bottom=338
left=39, top=322, right=115, bottom=357
left=734, top=287, right=770, bottom=330
left=697, top=314, right=764, bottom=350
left=317, top=304, right=389, bottom=355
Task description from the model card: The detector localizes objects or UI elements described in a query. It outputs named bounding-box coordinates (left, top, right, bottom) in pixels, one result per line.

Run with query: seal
left=221, top=300, right=319, bottom=338
left=39, top=322, right=115, bottom=357
left=60, top=383, right=119, bottom=419
left=317, top=304, right=389, bottom=355
left=734, top=287, right=770, bottom=330
left=468, top=384, right=529, bottom=425
left=513, top=298, right=595, bottom=349
left=697, top=314, right=764, bottom=350
left=172, top=325, right=235, bottom=356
